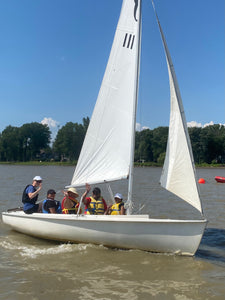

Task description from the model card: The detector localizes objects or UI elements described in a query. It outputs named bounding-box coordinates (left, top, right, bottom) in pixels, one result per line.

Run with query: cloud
left=202, top=121, right=214, bottom=128
left=136, top=123, right=141, bottom=131
left=41, top=117, right=59, bottom=128
left=187, top=121, right=202, bottom=128
left=41, top=117, right=60, bottom=143
left=187, top=121, right=225, bottom=128
left=137, top=121, right=225, bottom=131
left=136, top=123, right=150, bottom=131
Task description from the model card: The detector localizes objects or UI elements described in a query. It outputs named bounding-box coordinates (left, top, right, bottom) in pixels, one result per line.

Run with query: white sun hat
left=33, top=176, right=42, bottom=181
left=114, top=193, right=123, bottom=199
left=67, top=187, right=79, bottom=197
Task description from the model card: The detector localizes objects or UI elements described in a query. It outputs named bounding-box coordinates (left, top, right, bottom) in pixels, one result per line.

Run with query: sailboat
left=2, top=0, right=207, bottom=255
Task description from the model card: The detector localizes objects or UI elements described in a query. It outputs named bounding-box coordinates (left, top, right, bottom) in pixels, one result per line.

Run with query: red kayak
left=215, top=176, right=225, bottom=183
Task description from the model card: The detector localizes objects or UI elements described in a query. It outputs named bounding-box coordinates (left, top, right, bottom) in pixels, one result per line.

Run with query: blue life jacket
left=42, top=199, right=62, bottom=214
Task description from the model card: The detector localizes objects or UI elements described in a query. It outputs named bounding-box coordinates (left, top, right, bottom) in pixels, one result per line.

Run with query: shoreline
left=0, top=161, right=225, bottom=168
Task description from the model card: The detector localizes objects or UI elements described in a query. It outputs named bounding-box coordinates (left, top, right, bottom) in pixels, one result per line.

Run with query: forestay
left=70, top=0, right=141, bottom=187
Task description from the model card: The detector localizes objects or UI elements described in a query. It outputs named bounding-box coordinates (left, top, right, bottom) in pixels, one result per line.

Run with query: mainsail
left=152, top=3, right=203, bottom=214
left=70, top=0, right=141, bottom=188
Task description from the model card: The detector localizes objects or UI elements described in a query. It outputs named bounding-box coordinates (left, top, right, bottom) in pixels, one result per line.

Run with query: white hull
left=2, top=211, right=207, bottom=256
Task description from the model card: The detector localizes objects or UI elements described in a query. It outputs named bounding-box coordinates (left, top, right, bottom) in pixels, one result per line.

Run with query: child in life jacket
left=42, top=189, right=61, bottom=214
left=105, top=193, right=125, bottom=215
left=61, top=187, right=82, bottom=214
left=82, top=184, right=107, bottom=215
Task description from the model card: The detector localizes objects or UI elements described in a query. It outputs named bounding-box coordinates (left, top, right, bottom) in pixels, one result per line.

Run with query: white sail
left=70, top=0, right=141, bottom=187
left=153, top=7, right=203, bottom=214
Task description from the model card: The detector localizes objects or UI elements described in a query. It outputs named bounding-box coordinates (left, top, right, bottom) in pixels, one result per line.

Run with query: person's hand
left=62, top=190, right=68, bottom=198
left=85, top=183, right=91, bottom=193
left=38, top=182, right=42, bottom=191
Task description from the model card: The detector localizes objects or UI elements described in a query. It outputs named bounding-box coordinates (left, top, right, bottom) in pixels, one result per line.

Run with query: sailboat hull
left=2, top=211, right=207, bottom=256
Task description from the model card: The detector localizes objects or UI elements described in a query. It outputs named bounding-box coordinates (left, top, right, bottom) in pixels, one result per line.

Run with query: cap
left=114, top=193, right=123, bottom=200
left=67, top=187, right=79, bottom=197
left=47, top=189, right=56, bottom=195
left=33, top=176, right=42, bottom=181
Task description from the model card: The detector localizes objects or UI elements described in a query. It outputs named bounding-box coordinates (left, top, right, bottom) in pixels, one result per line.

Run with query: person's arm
left=81, top=183, right=91, bottom=205
left=63, top=197, right=74, bottom=209
left=28, top=183, right=42, bottom=199
left=104, top=204, right=112, bottom=215
left=103, top=198, right=108, bottom=212
left=49, top=207, right=57, bottom=213
left=120, top=204, right=125, bottom=215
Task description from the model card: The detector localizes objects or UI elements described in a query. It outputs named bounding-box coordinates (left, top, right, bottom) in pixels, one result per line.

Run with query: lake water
left=0, top=165, right=225, bottom=300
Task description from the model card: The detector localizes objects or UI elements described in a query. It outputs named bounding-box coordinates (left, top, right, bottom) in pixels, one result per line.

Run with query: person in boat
left=61, top=187, right=82, bottom=214
left=22, top=176, right=43, bottom=214
left=105, top=193, right=125, bottom=215
left=42, top=189, right=61, bottom=214
left=82, top=183, right=107, bottom=215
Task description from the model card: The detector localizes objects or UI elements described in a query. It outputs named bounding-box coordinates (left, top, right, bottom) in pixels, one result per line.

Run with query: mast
left=126, top=0, right=142, bottom=215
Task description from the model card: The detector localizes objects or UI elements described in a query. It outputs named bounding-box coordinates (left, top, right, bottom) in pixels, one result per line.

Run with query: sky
left=0, top=0, right=224, bottom=141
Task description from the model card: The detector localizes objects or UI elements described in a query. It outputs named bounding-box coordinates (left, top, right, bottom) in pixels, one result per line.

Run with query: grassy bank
left=0, top=161, right=225, bottom=168
left=0, top=161, right=75, bottom=166
left=134, top=162, right=225, bottom=168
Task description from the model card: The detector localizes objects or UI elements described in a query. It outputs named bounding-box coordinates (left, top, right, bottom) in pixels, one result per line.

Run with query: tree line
left=135, top=125, right=225, bottom=164
left=0, top=119, right=225, bottom=165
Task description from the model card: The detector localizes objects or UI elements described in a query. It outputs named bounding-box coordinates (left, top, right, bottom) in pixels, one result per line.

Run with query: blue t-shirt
left=23, top=185, right=37, bottom=210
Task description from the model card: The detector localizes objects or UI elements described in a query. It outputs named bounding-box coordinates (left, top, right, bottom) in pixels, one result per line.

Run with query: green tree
left=200, top=125, right=225, bottom=163
left=53, top=120, right=87, bottom=161
left=188, top=127, right=203, bottom=164
left=19, top=122, right=51, bottom=161
left=135, top=129, right=153, bottom=162
left=82, top=117, right=90, bottom=132
left=0, top=126, right=20, bottom=161
left=151, top=127, right=168, bottom=162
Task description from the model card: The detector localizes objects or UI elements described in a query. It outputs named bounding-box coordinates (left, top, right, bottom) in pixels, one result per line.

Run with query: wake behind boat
left=2, top=0, right=207, bottom=256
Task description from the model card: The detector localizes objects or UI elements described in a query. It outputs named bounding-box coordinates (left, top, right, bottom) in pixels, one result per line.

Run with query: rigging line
left=106, top=183, right=114, bottom=204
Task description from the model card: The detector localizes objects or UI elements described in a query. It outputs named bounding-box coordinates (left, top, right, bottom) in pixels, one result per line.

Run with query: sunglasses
left=36, top=180, right=42, bottom=183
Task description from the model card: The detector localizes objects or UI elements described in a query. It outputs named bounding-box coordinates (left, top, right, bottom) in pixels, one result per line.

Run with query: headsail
left=152, top=2, right=203, bottom=214
left=69, top=0, right=141, bottom=188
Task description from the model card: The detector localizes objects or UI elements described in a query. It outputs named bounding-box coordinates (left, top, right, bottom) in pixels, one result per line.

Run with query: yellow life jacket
left=85, top=196, right=105, bottom=215
left=62, top=197, right=82, bottom=214
left=110, top=202, right=124, bottom=215
left=62, top=206, right=82, bottom=214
